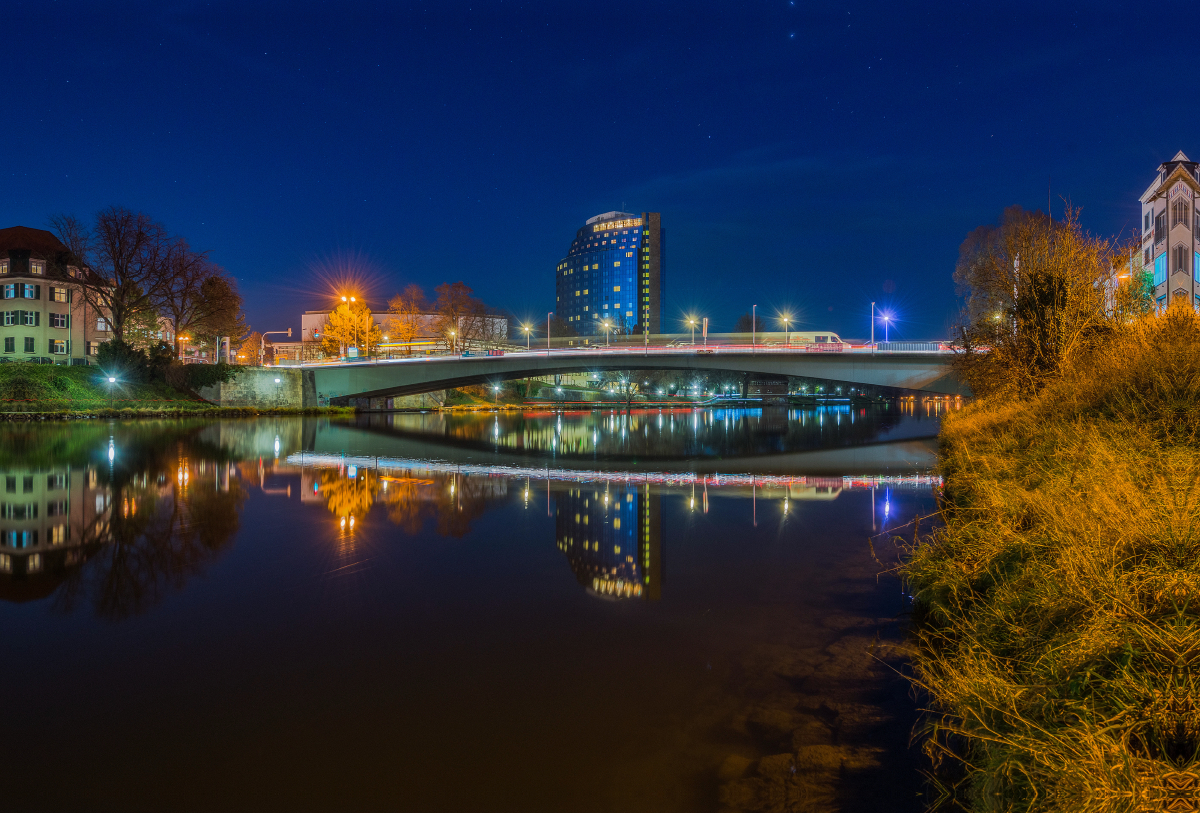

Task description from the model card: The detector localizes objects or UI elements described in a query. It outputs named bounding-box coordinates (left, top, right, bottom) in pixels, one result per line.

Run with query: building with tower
left=554, top=211, right=666, bottom=336
left=1139, top=151, right=1200, bottom=310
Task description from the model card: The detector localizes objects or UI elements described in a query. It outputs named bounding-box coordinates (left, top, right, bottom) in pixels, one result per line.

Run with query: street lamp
left=493, top=384, right=500, bottom=406
left=687, top=317, right=697, bottom=345
left=780, top=314, right=791, bottom=346
left=261, top=329, right=292, bottom=366
left=882, top=313, right=891, bottom=343
left=602, top=319, right=611, bottom=347
left=522, top=323, right=531, bottom=350
left=448, top=328, right=456, bottom=353
left=752, top=304, right=757, bottom=349
left=546, top=312, right=553, bottom=356
left=107, top=376, right=116, bottom=408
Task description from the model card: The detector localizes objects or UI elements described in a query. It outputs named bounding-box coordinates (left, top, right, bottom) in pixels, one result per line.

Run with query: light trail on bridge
left=284, top=341, right=956, bottom=369
left=285, top=452, right=941, bottom=490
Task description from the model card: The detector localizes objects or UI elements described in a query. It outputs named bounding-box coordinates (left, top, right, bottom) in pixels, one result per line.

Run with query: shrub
left=95, top=339, right=149, bottom=383
left=183, top=362, right=240, bottom=391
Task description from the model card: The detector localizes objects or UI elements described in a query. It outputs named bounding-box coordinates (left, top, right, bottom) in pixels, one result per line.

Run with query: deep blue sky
left=3, top=1, right=1197, bottom=341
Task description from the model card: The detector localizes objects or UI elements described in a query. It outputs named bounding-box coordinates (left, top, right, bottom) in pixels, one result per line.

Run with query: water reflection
left=0, top=422, right=247, bottom=616
left=360, top=402, right=945, bottom=459
left=0, top=416, right=939, bottom=812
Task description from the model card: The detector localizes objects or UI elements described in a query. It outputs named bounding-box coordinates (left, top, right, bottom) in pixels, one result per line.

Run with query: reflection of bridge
left=305, top=347, right=965, bottom=404
left=285, top=452, right=942, bottom=491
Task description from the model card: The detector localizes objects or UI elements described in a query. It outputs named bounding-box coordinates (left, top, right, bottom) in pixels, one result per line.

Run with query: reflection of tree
left=378, top=477, right=435, bottom=533
left=317, top=468, right=378, bottom=520
left=317, top=469, right=506, bottom=539
left=54, top=475, right=245, bottom=621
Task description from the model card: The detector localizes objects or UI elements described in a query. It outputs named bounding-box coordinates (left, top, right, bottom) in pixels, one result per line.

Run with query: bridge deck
left=301, top=345, right=966, bottom=402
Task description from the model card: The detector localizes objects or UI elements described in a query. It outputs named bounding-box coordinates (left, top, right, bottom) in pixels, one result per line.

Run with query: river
left=0, top=402, right=949, bottom=812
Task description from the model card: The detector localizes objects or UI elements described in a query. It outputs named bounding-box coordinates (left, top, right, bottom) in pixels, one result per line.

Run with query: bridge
left=300, top=345, right=966, bottom=405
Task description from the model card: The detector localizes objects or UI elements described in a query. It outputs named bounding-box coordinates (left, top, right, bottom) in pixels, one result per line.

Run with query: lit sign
left=593, top=218, right=642, bottom=232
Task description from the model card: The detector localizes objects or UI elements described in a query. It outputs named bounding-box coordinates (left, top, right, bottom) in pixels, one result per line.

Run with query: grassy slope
left=904, top=306, right=1200, bottom=811
left=0, top=363, right=209, bottom=411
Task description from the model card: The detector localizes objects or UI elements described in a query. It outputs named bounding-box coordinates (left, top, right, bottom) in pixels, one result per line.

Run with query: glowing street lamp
left=522, top=323, right=532, bottom=350
left=780, top=314, right=791, bottom=346
left=686, top=316, right=697, bottom=345
left=882, top=312, right=892, bottom=342
left=107, top=376, right=116, bottom=408
left=601, top=319, right=612, bottom=347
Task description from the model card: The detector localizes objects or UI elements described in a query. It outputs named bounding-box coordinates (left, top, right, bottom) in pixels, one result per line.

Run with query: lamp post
left=107, top=376, right=116, bottom=408
left=546, top=312, right=552, bottom=356
left=870, top=301, right=876, bottom=348
left=883, top=313, right=891, bottom=343
left=602, top=319, right=611, bottom=347
left=522, top=324, right=531, bottom=350
left=687, top=317, right=696, bottom=345
left=752, top=304, right=757, bottom=350
left=341, top=295, right=358, bottom=357
left=176, top=334, right=190, bottom=361
left=260, top=329, right=292, bottom=366
left=781, top=315, right=790, bottom=346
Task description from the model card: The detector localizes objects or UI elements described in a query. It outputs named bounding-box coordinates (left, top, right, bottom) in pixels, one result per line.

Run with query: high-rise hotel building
left=554, top=211, right=666, bottom=336
left=1139, top=151, right=1200, bottom=309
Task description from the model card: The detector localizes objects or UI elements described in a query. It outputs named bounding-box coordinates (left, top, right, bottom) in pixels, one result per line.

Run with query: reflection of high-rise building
left=555, top=211, right=666, bottom=336
left=0, top=466, right=108, bottom=592
left=554, top=484, right=662, bottom=600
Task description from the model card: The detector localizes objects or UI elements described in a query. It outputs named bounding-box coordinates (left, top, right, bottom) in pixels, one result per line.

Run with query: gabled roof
left=1173, top=150, right=1190, bottom=161
left=0, top=225, right=69, bottom=257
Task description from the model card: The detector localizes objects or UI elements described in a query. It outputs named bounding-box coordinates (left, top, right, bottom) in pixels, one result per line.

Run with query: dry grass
left=905, top=303, right=1200, bottom=812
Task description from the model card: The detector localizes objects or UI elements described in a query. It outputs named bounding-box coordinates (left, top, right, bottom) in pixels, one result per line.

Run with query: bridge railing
left=288, top=342, right=956, bottom=367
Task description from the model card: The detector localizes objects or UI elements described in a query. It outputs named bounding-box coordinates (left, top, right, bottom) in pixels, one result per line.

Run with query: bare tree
left=49, top=207, right=171, bottom=342
left=385, top=284, right=427, bottom=355
left=954, top=205, right=1137, bottom=396
left=155, top=239, right=220, bottom=357
left=433, top=282, right=489, bottom=351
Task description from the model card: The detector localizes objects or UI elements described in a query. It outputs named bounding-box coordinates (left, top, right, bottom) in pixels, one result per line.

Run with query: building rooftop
left=585, top=211, right=638, bottom=226
left=0, top=225, right=69, bottom=257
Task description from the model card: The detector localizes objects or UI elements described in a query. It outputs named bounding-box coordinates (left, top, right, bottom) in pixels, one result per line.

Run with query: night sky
left=3, top=1, right=1197, bottom=341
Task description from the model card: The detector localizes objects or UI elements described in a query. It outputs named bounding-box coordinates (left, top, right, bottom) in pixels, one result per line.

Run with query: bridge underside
left=310, top=351, right=967, bottom=403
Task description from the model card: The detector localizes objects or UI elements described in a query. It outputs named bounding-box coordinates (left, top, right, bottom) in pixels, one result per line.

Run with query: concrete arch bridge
left=300, top=347, right=966, bottom=406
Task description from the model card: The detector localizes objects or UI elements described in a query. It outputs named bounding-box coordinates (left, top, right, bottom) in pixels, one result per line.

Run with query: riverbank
left=904, top=306, right=1200, bottom=811
left=0, top=365, right=355, bottom=418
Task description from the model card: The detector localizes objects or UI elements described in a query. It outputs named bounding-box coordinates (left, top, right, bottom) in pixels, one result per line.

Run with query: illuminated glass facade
left=554, top=211, right=666, bottom=336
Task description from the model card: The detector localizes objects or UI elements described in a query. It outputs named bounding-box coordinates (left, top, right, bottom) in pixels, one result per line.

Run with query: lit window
left=52, top=287, right=67, bottom=302
left=0, top=259, right=7, bottom=274
left=30, top=260, right=44, bottom=275
left=613, top=261, right=620, bottom=267
left=97, top=317, right=111, bottom=332
left=613, top=286, right=620, bottom=292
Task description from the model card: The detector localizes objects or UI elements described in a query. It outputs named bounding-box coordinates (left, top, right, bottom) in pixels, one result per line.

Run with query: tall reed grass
left=905, top=304, right=1200, bottom=811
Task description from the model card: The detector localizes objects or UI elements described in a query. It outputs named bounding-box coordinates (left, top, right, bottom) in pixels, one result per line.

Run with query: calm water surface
left=0, top=406, right=944, bottom=813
